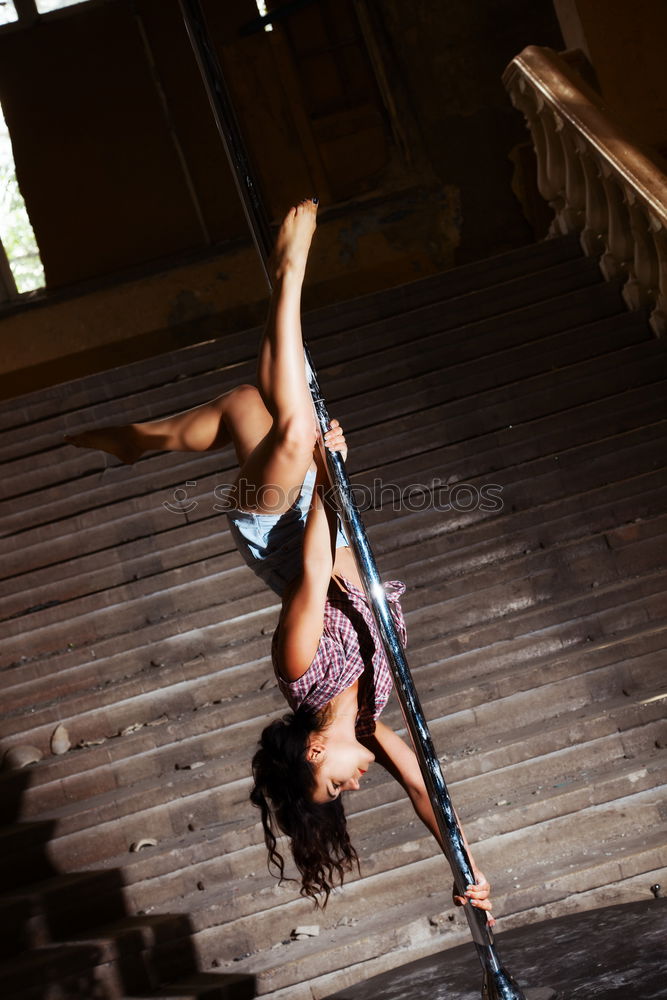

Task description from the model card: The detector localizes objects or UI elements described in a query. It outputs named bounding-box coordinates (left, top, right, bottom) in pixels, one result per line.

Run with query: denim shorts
left=226, top=465, right=349, bottom=596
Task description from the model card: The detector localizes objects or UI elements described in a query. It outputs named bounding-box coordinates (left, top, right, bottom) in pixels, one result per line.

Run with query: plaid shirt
left=272, top=577, right=407, bottom=737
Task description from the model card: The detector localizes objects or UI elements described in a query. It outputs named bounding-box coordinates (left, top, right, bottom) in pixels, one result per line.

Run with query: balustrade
left=503, top=46, right=667, bottom=337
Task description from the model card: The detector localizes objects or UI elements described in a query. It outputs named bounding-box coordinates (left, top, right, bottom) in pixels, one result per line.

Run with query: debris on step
left=291, top=926, right=320, bottom=940
left=130, top=838, right=158, bottom=852
left=50, top=723, right=71, bottom=755
left=78, top=737, right=106, bottom=747
left=120, top=722, right=144, bottom=736
left=146, top=714, right=169, bottom=726
left=2, top=745, right=43, bottom=769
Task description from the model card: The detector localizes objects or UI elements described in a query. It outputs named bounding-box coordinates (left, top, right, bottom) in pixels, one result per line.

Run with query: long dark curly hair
left=249, top=705, right=359, bottom=906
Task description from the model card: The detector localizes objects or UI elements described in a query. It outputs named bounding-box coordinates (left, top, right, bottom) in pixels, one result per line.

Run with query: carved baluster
left=574, top=138, right=608, bottom=258
left=540, top=106, right=569, bottom=235
left=598, top=165, right=635, bottom=283
left=648, top=217, right=667, bottom=336
left=622, top=190, right=658, bottom=312
left=503, top=47, right=667, bottom=339
left=509, top=82, right=558, bottom=232
left=557, top=120, right=585, bottom=234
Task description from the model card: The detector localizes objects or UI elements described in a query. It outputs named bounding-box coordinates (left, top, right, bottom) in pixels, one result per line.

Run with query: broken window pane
left=0, top=104, right=45, bottom=293
left=255, top=1, right=273, bottom=31
left=36, top=0, right=91, bottom=12
left=0, top=2, right=18, bottom=26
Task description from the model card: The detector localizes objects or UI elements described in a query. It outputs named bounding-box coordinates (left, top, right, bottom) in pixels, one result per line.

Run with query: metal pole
left=178, top=0, right=273, bottom=285
left=177, top=3, right=526, bottom=996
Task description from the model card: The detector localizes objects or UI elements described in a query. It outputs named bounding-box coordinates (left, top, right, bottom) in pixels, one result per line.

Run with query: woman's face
left=307, top=733, right=375, bottom=804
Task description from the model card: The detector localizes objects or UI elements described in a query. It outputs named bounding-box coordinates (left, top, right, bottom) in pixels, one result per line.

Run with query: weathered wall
left=0, top=191, right=458, bottom=399
left=554, top=0, right=667, bottom=157
left=377, top=0, right=564, bottom=262
left=0, top=0, right=564, bottom=396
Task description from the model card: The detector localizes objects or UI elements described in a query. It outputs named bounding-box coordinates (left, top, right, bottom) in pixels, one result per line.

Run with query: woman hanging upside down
left=67, top=198, right=494, bottom=917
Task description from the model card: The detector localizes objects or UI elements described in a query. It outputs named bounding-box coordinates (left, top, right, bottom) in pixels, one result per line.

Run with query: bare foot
left=64, top=425, right=142, bottom=465
left=270, top=198, right=318, bottom=282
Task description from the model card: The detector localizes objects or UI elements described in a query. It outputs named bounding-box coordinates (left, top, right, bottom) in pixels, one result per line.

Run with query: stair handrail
left=503, top=45, right=667, bottom=337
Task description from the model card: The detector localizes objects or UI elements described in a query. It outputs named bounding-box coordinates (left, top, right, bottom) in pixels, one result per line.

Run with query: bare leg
left=65, top=392, right=240, bottom=465
left=232, top=199, right=320, bottom=513
left=66, top=199, right=320, bottom=509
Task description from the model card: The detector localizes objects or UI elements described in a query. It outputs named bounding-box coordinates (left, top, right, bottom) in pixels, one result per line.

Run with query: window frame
left=0, top=0, right=106, bottom=36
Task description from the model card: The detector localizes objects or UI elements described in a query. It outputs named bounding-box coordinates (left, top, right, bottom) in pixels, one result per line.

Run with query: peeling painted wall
left=0, top=0, right=564, bottom=396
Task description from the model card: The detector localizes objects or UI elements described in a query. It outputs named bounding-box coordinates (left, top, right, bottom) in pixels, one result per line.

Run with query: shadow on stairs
left=0, top=761, right=256, bottom=1000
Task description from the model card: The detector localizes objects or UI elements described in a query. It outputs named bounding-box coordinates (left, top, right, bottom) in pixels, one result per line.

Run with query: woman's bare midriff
left=332, top=546, right=364, bottom=591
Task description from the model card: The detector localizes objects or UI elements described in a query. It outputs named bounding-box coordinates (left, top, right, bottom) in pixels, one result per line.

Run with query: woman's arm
left=275, top=423, right=345, bottom=682
left=364, top=720, right=494, bottom=922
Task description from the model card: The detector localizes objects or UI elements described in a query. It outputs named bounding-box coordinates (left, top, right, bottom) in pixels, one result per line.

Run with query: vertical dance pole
left=177, top=3, right=526, bottom=996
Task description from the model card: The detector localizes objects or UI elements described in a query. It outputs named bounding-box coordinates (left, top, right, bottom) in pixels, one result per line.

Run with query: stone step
left=1, top=296, right=643, bottom=511
left=0, top=278, right=640, bottom=530
left=5, top=616, right=666, bottom=853
left=4, top=460, right=666, bottom=668
left=0, top=870, right=131, bottom=946
left=0, top=941, right=117, bottom=1000
left=78, top=746, right=667, bottom=925
left=0, top=236, right=588, bottom=435
left=4, top=770, right=664, bottom=997
left=0, top=253, right=623, bottom=482
left=5, top=668, right=667, bottom=888
left=256, top=864, right=667, bottom=1000
left=3, top=390, right=664, bottom=679
left=153, top=813, right=667, bottom=995
left=3, top=397, right=666, bottom=660
left=4, top=675, right=662, bottom=880
left=0, top=273, right=633, bottom=490
left=5, top=611, right=664, bottom=825
left=316, top=292, right=634, bottom=416
left=4, top=351, right=663, bottom=610
left=2, top=523, right=665, bottom=767
left=5, top=464, right=664, bottom=716
left=5, top=336, right=654, bottom=592
left=2, top=581, right=666, bottom=799
left=26, top=617, right=667, bottom=791
left=3, top=352, right=663, bottom=609
left=5, top=320, right=663, bottom=584
left=2, top=239, right=665, bottom=1000
left=41, top=284, right=623, bottom=500
left=123, top=973, right=255, bottom=1000
left=30, top=719, right=664, bottom=924
left=297, top=233, right=584, bottom=338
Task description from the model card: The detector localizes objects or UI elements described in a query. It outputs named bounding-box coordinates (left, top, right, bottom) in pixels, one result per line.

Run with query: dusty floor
left=330, top=898, right=667, bottom=1000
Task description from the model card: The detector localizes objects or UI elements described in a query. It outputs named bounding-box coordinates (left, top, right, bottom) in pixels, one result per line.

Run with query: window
left=0, top=102, right=45, bottom=294
left=254, top=1, right=273, bottom=32
left=0, top=0, right=93, bottom=26
left=0, top=2, right=18, bottom=26
left=36, top=1, right=90, bottom=11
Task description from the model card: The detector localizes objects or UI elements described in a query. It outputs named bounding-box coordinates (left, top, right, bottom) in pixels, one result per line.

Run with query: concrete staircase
left=1, top=234, right=666, bottom=1000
